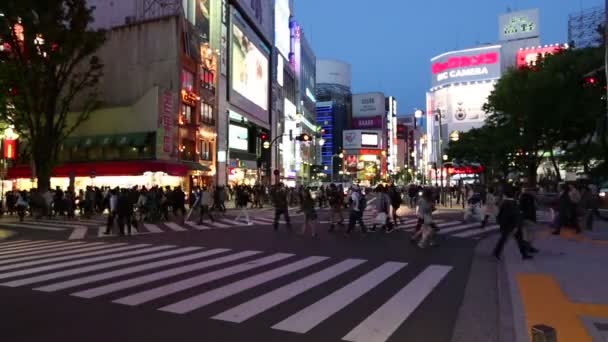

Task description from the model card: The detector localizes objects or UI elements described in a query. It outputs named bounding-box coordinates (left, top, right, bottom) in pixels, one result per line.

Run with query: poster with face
left=196, top=0, right=211, bottom=42
left=231, top=24, right=269, bottom=112
left=447, top=83, right=493, bottom=123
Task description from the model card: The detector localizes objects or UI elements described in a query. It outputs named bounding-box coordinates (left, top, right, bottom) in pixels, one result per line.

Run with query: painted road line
left=160, top=256, right=329, bottom=314
left=451, top=225, right=499, bottom=238
left=0, top=240, right=34, bottom=248
left=436, top=222, right=487, bottom=235
left=98, top=226, right=142, bottom=237
left=69, top=227, right=88, bottom=240
left=4, top=245, right=182, bottom=287
left=0, top=223, right=66, bottom=231
left=0, top=244, right=142, bottom=276
left=272, top=261, right=407, bottom=334
left=185, top=221, right=212, bottom=231
left=25, top=220, right=89, bottom=230
left=113, top=253, right=294, bottom=306
left=72, top=250, right=262, bottom=299
left=400, top=220, right=460, bottom=232
left=143, top=224, right=164, bottom=233
left=0, top=242, right=104, bottom=265
left=212, top=259, right=366, bottom=323
left=342, top=265, right=452, bottom=342
left=164, top=222, right=187, bottom=232
left=0, top=241, right=73, bottom=256
left=35, top=248, right=228, bottom=292
left=204, top=220, right=232, bottom=228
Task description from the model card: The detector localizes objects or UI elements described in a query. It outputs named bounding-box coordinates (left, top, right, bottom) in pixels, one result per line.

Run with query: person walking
left=388, top=184, right=404, bottom=226
left=271, top=183, right=292, bottom=231
left=480, top=187, right=498, bottom=228
left=328, top=183, right=345, bottom=232
left=172, top=186, right=187, bottom=221
left=300, top=188, right=318, bottom=238
left=493, top=185, right=533, bottom=260
left=371, top=185, right=393, bottom=233
left=411, top=188, right=437, bottom=247
left=104, top=188, right=119, bottom=235
left=581, top=184, right=600, bottom=230
left=553, top=184, right=578, bottom=235
left=116, top=189, right=133, bottom=236
left=519, top=187, right=540, bottom=254
left=234, top=185, right=252, bottom=225
left=198, top=187, right=215, bottom=225
left=346, top=186, right=367, bottom=236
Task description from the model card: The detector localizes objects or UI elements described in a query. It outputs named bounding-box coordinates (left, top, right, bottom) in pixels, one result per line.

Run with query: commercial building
left=7, top=2, right=218, bottom=192
left=316, top=59, right=352, bottom=181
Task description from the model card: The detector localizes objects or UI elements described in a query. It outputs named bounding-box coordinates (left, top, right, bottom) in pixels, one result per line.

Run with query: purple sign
left=352, top=116, right=383, bottom=129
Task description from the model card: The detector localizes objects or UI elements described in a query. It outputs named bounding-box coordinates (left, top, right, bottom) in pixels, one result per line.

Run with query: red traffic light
left=260, top=133, right=269, bottom=140
left=585, top=77, right=597, bottom=85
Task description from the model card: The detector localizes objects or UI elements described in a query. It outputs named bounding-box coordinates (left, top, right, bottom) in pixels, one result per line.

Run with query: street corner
left=516, top=273, right=608, bottom=342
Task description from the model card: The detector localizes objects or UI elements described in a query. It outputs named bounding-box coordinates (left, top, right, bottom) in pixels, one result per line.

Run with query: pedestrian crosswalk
left=0, top=239, right=453, bottom=342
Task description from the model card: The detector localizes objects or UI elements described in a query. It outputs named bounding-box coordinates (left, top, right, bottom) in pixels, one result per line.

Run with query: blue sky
left=294, top=0, right=605, bottom=114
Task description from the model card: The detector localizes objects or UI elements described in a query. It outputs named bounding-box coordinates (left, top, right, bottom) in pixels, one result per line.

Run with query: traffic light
left=295, top=133, right=311, bottom=141
left=260, top=132, right=269, bottom=141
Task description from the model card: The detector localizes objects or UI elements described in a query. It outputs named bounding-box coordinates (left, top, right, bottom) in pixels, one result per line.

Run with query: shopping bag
left=396, top=205, right=412, bottom=217
left=375, top=212, right=388, bottom=225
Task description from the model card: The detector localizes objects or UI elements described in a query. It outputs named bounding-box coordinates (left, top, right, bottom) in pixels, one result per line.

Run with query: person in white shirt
left=198, top=187, right=215, bottom=224
left=346, top=186, right=367, bottom=235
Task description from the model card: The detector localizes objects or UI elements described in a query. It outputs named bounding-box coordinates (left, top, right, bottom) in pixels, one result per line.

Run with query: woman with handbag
left=411, top=189, right=437, bottom=248
left=371, top=185, right=393, bottom=233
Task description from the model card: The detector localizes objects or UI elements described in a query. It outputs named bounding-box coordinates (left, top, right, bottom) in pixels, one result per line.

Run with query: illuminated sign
left=353, top=93, right=385, bottom=117
left=181, top=90, right=200, bottom=106
left=3, top=139, right=16, bottom=159
left=430, top=46, right=501, bottom=88
left=352, top=116, right=383, bottom=129
left=499, top=9, right=540, bottom=41
left=361, top=133, right=379, bottom=147
left=306, top=88, right=316, bottom=102
left=274, top=0, right=290, bottom=59
left=517, top=45, right=566, bottom=67
left=359, top=149, right=382, bottom=155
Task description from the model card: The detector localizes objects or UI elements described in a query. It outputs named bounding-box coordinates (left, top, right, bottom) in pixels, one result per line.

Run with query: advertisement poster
left=228, top=124, right=249, bottom=151
left=196, top=0, right=211, bottom=43
left=447, top=83, right=493, bottom=123
left=157, top=90, right=176, bottom=160
left=352, top=93, right=385, bottom=117
left=430, top=46, right=502, bottom=88
left=274, top=0, right=290, bottom=59
left=231, top=23, right=269, bottom=112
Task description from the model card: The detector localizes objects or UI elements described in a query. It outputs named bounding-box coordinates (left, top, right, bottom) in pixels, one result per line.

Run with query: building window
left=200, top=140, right=213, bottom=161
left=201, top=68, right=215, bottom=92
left=200, top=102, right=213, bottom=125
left=181, top=69, right=194, bottom=92
left=181, top=105, right=193, bottom=125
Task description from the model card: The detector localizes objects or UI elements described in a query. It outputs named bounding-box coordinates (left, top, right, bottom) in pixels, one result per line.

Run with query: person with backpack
left=328, top=183, right=345, bottom=232
left=493, top=185, right=533, bottom=260
left=346, top=186, right=367, bottom=236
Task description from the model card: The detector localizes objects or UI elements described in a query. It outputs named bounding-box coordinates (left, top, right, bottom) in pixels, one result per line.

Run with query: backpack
left=358, top=195, right=367, bottom=211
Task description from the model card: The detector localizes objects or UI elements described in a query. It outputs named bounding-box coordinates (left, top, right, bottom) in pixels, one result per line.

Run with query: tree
left=0, top=0, right=105, bottom=190
left=483, top=47, right=605, bottom=186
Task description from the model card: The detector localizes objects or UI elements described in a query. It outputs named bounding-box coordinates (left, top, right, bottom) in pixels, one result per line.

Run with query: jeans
left=274, top=207, right=291, bottom=230
left=347, top=210, right=366, bottom=233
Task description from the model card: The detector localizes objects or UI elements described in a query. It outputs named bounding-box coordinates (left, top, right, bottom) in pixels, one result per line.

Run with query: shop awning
left=6, top=160, right=197, bottom=179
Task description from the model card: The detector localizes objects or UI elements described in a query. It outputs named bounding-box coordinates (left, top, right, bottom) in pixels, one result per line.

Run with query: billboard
left=343, top=130, right=383, bottom=150
left=196, top=0, right=211, bottom=42
left=516, top=45, right=566, bottom=67
left=430, top=46, right=502, bottom=88
left=274, top=0, right=290, bottom=59
left=229, top=124, right=249, bottom=151
left=352, top=93, right=385, bottom=118
left=352, top=116, right=384, bottom=129
left=230, top=13, right=270, bottom=123
left=499, top=9, right=540, bottom=42
left=233, top=0, right=273, bottom=41
left=446, top=83, right=494, bottom=123
left=316, top=59, right=352, bottom=87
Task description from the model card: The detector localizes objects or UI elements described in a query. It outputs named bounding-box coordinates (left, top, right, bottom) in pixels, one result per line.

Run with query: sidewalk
left=501, top=222, right=608, bottom=342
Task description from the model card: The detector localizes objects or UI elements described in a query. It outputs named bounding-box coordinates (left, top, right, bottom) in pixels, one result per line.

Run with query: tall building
left=315, top=59, right=352, bottom=181
left=568, top=6, right=604, bottom=49
left=7, top=0, right=219, bottom=191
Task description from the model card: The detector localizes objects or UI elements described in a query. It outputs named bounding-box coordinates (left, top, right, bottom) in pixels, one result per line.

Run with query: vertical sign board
left=157, top=90, right=176, bottom=160
left=498, top=9, right=540, bottom=42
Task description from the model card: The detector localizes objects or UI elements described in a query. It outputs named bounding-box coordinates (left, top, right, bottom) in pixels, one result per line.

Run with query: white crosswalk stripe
left=0, top=223, right=67, bottom=231
left=451, top=225, right=499, bottom=238
left=0, top=241, right=74, bottom=256
left=0, top=242, right=103, bottom=264
left=0, top=240, right=456, bottom=342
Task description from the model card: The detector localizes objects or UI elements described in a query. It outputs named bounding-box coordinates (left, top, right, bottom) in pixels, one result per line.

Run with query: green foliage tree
left=0, top=0, right=105, bottom=190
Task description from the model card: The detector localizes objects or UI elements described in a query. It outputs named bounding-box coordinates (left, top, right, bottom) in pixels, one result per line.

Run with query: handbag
left=375, top=212, right=388, bottom=225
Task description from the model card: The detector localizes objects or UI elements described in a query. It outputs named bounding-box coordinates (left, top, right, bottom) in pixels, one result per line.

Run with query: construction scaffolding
left=568, top=6, right=604, bottom=49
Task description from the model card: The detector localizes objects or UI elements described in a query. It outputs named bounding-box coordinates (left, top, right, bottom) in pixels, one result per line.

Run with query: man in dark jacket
left=272, top=183, right=291, bottom=231
left=493, top=185, right=533, bottom=260
left=117, top=189, right=133, bottom=236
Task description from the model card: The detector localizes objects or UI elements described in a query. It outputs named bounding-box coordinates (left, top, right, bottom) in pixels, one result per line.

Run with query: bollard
left=531, top=324, right=557, bottom=342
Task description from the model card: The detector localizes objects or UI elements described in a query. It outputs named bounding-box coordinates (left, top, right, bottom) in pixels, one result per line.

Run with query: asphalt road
left=0, top=202, right=488, bottom=342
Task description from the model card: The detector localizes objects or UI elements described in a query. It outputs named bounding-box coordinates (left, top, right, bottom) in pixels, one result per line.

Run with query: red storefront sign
left=359, top=149, right=382, bottom=155
left=352, top=116, right=383, bottom=129
left=3, top=139, right=16, bottom=159
left=432, top=52, right=499, bottom=74
left=517, top=46, right=564, bottom=67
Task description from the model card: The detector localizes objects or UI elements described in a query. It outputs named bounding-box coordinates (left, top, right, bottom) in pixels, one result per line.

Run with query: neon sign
left=432, top=53, right=499, bottom=74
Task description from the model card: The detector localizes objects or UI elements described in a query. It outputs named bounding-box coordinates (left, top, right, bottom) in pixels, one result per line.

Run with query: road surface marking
left=212, top=258, right=366, bottom=323
left=0, top=242, right=104, bottom=265
left=185, top=221, right=211, bottom=230
left=113, top=253, right=293, bottom=306
left=69, top=227, right=88, bottom=240
left=436, top=222, right=486, bottom=234
left=3, top=245, right=181, bottom=287
left=34, top=248, right=228, bottom=292
left=0, top=223, right=66, bottom=231
left=0, top=241, right=75, bottom=256
left=72, top=250, right=261, bottom=299
left=342, top=265, right=452, bottom=342
left=451, top=225, right=499, bottom=237
left=143, top=224, right=163, bottom=233
left=0, top=240, right=39, bottom=248
left=160, top=256, right=329, bottom=314
left=164, top=222, right=187, bottom=232
left=0, top=244, right=143, bottom=278
left=272, top=261, right=407, bottom=334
